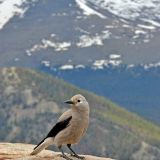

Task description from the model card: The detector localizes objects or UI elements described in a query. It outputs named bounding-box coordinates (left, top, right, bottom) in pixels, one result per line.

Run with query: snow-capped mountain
left=0, top=0, right=160, bottom=67
left=1, top=0, right=160, bottom=124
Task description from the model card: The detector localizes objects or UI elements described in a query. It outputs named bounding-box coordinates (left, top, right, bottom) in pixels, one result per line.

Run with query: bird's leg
left=67, top=144, right=85, bottom=159
left=58, top=146, right=73, bottom=160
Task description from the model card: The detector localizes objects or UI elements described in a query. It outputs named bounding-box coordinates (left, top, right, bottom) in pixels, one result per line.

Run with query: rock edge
left=0, top=143, right=114, bottom=160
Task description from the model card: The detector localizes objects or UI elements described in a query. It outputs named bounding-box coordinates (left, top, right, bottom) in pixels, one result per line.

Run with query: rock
left=0, top=143, right=114, bottom=160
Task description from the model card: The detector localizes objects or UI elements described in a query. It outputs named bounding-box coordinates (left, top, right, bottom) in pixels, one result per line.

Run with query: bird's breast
left=54, top=111, right=89, bottom=146
left=71, top=114, right=89, bottom=135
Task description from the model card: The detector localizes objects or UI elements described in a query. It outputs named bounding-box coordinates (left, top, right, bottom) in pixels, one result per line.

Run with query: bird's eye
left=77, top=100, right=81, bottom=103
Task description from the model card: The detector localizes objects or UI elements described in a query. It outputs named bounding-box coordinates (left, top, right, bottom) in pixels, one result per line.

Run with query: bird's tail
left=30, top=137, right=54, bottom=155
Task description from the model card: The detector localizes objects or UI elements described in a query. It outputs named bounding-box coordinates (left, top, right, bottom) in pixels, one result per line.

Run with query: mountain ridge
left=40, top=64, right=160, bottom=124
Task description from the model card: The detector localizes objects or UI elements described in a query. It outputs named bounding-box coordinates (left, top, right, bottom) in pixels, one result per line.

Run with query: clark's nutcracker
left=30, top=94, right=90, bottom=160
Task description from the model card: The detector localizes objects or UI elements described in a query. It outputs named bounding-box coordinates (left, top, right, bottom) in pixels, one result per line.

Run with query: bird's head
left=64, top=94, right=89, bottom=111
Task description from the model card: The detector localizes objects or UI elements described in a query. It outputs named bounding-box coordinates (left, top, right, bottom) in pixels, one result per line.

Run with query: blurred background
left=1, top=0, right=160, bottom=159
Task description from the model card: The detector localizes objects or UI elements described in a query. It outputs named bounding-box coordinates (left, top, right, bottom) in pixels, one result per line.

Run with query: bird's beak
left=64, top=100, right=74, bottom=105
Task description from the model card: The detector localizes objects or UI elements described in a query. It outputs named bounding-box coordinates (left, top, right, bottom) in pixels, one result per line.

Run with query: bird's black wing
left=34, top=116, right=72, bottom=150
left=47, top=116, right=72, bottom=137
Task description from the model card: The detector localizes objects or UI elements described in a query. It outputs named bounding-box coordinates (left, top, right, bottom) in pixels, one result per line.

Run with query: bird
left=30, top=94, right=90, bottom=160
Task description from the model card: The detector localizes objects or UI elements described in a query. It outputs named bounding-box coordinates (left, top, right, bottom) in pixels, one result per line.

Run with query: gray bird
left=30, top=94, right=90, bottom=160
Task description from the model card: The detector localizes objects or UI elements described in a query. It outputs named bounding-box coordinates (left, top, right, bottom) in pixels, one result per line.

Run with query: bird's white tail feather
left=30, top=137, right=54, bottom=155
left=30, top=141, right=48, bottom=155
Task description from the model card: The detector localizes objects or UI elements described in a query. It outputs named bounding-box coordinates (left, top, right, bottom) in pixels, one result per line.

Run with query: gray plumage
left=31, top=94, right=90, bottom=159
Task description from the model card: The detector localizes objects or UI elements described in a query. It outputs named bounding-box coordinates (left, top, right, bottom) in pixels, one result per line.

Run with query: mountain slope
left=1, top=68, right=160, bottom=159
left=41, top=64, right=160, bottom=124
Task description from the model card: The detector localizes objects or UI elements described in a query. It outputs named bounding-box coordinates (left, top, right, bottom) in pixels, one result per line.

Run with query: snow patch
left=59, top=65, right=74, bottom=70
left=109, top=54, right=121, bottom=59
left=41, top=61, right=50, bottom=67
left=109, top=59, right=122, bottom=66
left=77, top=35, right=103, bottom=47
left=138, top=24, right=156, bottom=30
left=144, top=62, right=160, bottom=70
left=41, top=39, right=71, bottom=52
left=141, top=18, right=160, bottom=27
left=77, top=30, right=110, bottom=48
left=0, top=0, right=37, bottom=30
left=26, top=38, right=71, bottom=55
left=105, top=25, right=115, bottom=29
left=127, top=64, right=135, bottom=68
left=75, top=64, right=85, bottom=69
left=93, top=59, right=108, bottom=69
left=75, top=0, right=106, bottom=18
left=135, top=30, right=147, bottom=35
left=92, top=58, right=122, bottom=69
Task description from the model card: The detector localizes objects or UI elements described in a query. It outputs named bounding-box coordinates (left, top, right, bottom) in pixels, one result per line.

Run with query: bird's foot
left=60, top=154, right=73, bottom=160
left=70, top=154, right=85, bottom=159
